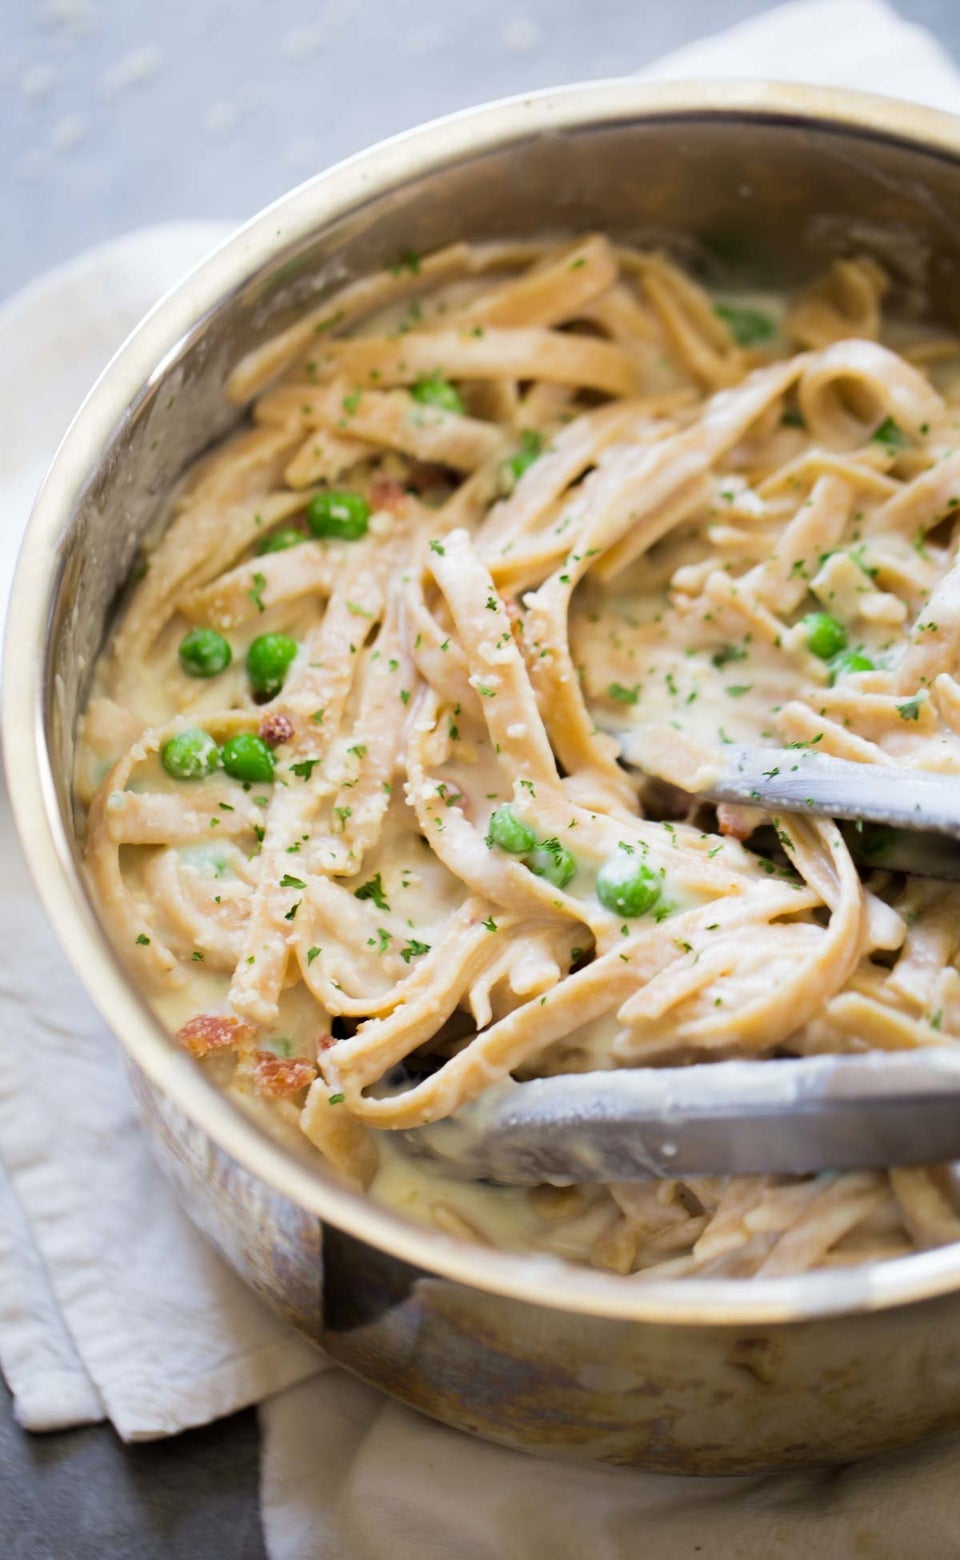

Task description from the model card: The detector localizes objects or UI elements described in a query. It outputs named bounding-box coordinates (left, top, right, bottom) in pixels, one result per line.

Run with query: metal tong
left=404, top=1051, right=960, bottom=1183
left=403, top=738, right=960, bottom=1183
left=605, top=730, right=960, bottom=876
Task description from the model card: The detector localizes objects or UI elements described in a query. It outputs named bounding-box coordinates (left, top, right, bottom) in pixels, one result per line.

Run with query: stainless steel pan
left=9, top=79, right=960, bottom=1472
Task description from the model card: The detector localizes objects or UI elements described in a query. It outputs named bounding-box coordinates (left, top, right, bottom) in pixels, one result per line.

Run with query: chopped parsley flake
left=607, top=682, right=639, bottom=705
left=390, top=248, right=420, bottom=276
left=291, top=758, right=319, bottom=780
left=711, top=644, right=748, bottom=670
left=873, top=416, right=909, bottom=451
left=248, top=571, right=267, bottom=613
left=400, top=938, right=430, bottom=963
left=355, top=873, right=389, bottom=911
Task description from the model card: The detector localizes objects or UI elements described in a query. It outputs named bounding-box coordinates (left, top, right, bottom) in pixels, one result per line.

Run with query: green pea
left=802, top=611, right=847, bottom=661
left=178, top=627, right=232, bottom=679
left=247, top=633, right=298, bottom=699
left=256, top=527, right=304, bottom=556
left=221, top=732, right=275, bottom=784
left=307, top=489, right=370, bottom=540
left=596, top=852, right=662, bottom=917
left=486, top=804, right=537, bottom=855
left=504, top=429, right=542, bottom=487
left=528, top=839, right=576, bottom=889
left=411, top=373, right=464, bottom=415
left=161, top=729, right=221, bottom=781
left=829, top=649, right=874, bottom=684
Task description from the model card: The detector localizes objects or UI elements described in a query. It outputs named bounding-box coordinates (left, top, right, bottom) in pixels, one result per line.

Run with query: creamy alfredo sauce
left=78, top=238, right=960, bottom=1279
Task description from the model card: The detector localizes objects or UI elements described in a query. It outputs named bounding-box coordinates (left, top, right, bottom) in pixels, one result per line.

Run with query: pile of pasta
left=79, top=234, right=960, bottom=1278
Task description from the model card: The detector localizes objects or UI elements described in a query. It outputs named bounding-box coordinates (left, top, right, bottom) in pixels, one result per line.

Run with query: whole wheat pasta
left=79, top=237, right=960, bottom=1274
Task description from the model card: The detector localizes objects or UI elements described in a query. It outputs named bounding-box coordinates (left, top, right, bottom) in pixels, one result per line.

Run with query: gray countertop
left=4, top=0, right=960, bottom=1554
left=3, top=0, right=956, bottom=301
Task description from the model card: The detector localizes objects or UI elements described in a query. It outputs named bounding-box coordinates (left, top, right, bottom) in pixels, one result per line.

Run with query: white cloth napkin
left=636, top=0, right=960, bottom=103
left=3, top=0, right=960, bottom=1554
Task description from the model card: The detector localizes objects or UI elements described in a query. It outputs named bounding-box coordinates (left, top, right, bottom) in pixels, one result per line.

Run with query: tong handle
left=405, top=1050, right=960, bottom=1183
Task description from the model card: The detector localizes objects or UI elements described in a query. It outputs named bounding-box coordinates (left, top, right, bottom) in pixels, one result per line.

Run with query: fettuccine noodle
left=78, top=237, right=960, bottom=1279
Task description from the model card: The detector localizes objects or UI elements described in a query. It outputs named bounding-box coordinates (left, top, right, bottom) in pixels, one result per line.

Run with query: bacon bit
left=717, top=801, right=764, bottom=841
left=251, top=1050, right=317, bottom=1098
left=500, top=593, right=524, bottom=644
left=316, top=1032, right=337, bottom=1052
left=259, top=712, right=295, bottom=747
left=369, top=476, right=407, bottom=515
left=176, top=1013, right=254, bottom=1058
left=405, top=461, right=449, bottom=497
